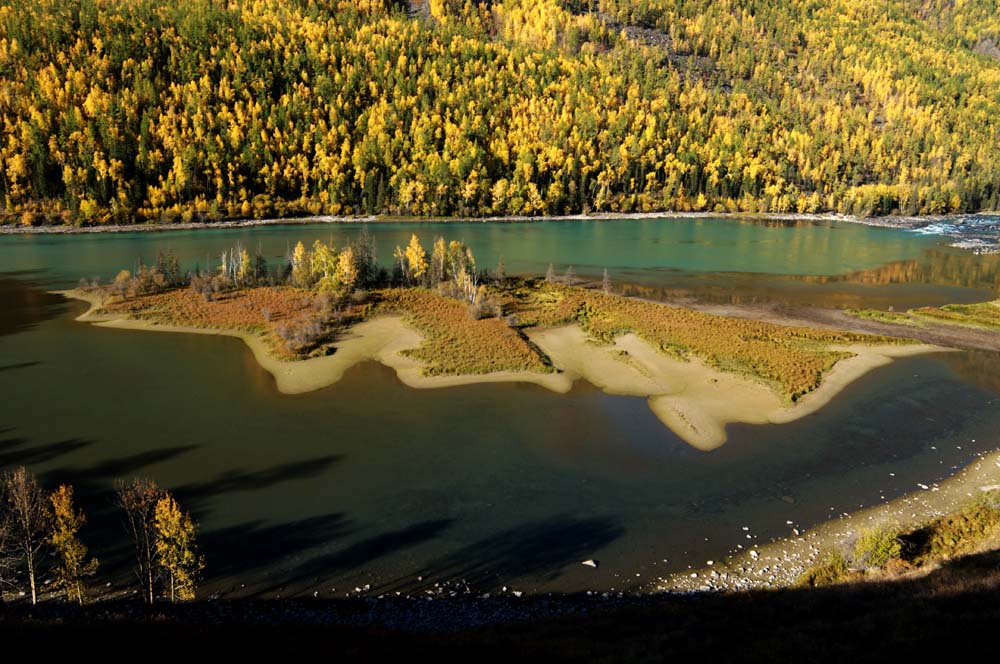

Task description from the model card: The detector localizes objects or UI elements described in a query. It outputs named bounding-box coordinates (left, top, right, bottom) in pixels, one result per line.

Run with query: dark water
left=1, top=217, right=999, bottom=597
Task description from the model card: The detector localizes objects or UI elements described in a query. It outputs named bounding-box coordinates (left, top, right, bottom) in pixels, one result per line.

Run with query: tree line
left=2, top=0, right=999, bottom=228
left=0, top=466, right=203, bottom=605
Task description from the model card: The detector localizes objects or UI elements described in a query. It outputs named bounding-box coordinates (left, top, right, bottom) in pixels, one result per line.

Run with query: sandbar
left=60, top=289, right=946, bottom=449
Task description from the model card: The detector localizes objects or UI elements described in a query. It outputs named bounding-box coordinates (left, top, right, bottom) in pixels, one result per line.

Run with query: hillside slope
left=2, top=0, right=999, bottom=226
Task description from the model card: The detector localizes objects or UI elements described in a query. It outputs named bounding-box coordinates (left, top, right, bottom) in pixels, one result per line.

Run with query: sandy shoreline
left=1, top=210, right=950, bottom=235
left=62, top=289, right=579, bottom=396
left=61, top=289, right=944, bottom=449
left=527, top=325, right=943, bottom=450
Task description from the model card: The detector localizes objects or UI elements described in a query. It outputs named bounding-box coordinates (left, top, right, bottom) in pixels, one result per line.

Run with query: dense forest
left=2, top=0, right=999, bottom=226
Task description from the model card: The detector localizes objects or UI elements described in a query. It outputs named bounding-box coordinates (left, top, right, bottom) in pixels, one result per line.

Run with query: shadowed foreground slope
left=2, top=547, right=998, bottom=661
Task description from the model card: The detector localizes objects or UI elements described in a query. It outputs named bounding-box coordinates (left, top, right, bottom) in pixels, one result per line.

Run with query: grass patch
left=900, top=490, right=1000, bottom=565
left=853, top=527, right=903, bottom=569
left=795, top=552, right=854, bottom=588
left=373, top=287, right=551, bottom=376
left=506, top=281, right=906, bottom=402
left=845, top=308, right=925, bottom=327
left=798, top=490, right=1000, bottom=587
left=911, top=300, right=1000, bottom=331
left=98, top=286, right=365, bottom=359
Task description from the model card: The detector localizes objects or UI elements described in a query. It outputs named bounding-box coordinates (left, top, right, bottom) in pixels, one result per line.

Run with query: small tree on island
left=2, top=466, right=52, bottom=605
left=545, top=263, right=555, bottom=282
left=602, top=268, right=611, bottom=294
left=49, top=484, right=98, bottom=605
left=564, top=265, right=576, bottom=284
left=154, top=493, right=204, bottom=602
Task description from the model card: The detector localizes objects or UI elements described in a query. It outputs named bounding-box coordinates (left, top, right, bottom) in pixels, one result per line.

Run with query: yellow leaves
left=337, top=245, right=359, bottom=291
left=6, top=152, right=27, bottom=180
left=2, top=0, right=999, bottom=225
left=404, top=233, right=429, bottom=281
left=49, top=484, right=98, bottom=604
left=311, top=238, right=337, bottom=281
left=291, top=240, right=311, bottom=287
left=154, top=492, right=203, bottom=602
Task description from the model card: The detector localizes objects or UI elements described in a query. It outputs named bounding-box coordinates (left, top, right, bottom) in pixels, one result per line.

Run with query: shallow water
left=1, top=217, right=999, bottom=597
left=912, top=214, right=1000, bottom=253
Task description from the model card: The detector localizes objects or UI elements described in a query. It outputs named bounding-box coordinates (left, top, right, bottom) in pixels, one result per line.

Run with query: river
left=1, top=217, right=998, bottom=598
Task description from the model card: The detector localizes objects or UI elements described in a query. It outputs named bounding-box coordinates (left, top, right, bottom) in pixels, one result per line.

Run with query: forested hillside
left=2, top=0, right=999, bottom=226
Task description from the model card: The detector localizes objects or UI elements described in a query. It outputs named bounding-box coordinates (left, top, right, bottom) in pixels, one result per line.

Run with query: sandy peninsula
left=61, top=289, right=944, bottom=450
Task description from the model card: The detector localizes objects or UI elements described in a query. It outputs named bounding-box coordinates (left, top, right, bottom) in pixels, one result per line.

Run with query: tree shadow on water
left=0, top=361, right=41, bottom=373
left=281, top=518, right=455, bottom=586
left=387, top=515, right=626, bottom=591
left=174, top=454, right=343, bottom=506
left=0, top=436, right=94, bottom=468
left=200, top=513, right=353, bottom=580
left=0, top=274, right=68, bottom=337
left=42, top=444, right=201, bottom=486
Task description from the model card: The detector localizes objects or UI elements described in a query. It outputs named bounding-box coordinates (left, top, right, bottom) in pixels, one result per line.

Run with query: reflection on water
left=0, top=274, right=67, bottom=338
left=2, top=217, right=998, bottom=309
left=940, top=349, right=1000, bottom=396
left=617, top=249, right=1000, bottom=309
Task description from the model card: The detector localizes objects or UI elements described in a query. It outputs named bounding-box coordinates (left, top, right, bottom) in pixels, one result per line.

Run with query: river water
left=1, top=217, right=999, bottom=597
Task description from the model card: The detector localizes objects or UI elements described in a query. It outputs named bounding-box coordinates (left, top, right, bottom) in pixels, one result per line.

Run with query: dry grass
left=99, top=286, right=364, bottom=358
left=104, top=286, right=306, bottom=331
left=901, top=491, right=1000, bottom=566
left=797, top=490, right=1000, bottom=588
left=373, top=288, right=551, bottom=376
left=97, top=280, right=910, bottom=394
left=844, top=308, right=926, bottom=327
left=911, top=300, right=1000, bottom=330
left=506, top=281, right=906, bottom=401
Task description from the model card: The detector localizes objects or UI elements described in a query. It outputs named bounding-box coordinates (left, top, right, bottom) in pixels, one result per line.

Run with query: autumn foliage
left=3, top=0, right=1000, bottom=227
left=375, top=287, right=551, bottom=375
left=508, top=281, right=904, bottom=400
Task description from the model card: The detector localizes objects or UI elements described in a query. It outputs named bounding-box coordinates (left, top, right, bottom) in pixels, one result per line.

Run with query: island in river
left=60, top=243, right=939, bottom=450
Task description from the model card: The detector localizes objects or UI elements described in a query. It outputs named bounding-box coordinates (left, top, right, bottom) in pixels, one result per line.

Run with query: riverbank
left=3, top=539, right=998, bottom=660
left=656, top=448, right=1000, bottom=593
left=61, top=287, right=942, bottom=449
left=0, top=210, right=949, bottom=235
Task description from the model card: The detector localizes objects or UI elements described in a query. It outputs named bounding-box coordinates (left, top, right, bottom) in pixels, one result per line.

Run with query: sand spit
left=61, top=290, right=943, bottom=449
left=527, top=326, right=943, bottom=450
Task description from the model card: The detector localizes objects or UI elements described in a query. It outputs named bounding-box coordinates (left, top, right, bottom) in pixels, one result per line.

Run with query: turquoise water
left=2, top=218, right=940, bottom=281
left=3, top=217, right=995, bottom=309
left=1, top=217, right=999, bottom=598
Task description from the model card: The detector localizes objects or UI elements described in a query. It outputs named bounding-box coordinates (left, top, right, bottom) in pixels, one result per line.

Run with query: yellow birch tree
left=49, top=484, right=98, bottom=605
